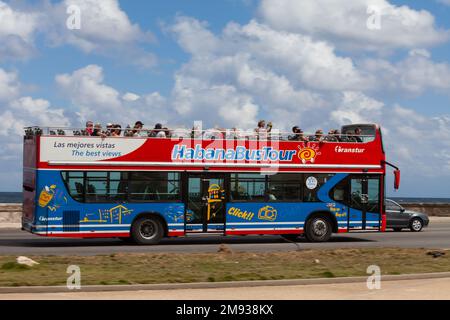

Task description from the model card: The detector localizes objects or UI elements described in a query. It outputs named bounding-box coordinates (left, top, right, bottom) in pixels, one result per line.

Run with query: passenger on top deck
left=324, top=129, right=339, bottom=142
left=255, top=120, right=272, bottom=139
left=92, top=123, right=103, bottom=136
left=149, top=123, right=166, bottom=138
left=341, top=130, right=356, bottom=142
left=105, top=123, right=114, bottom=136
left=289, top=126, right=308, bottom=142
left=131, top=121, right=146, bottom=137
left=354, top=127, right=363, bottom=143
left=81, top=121, right=94, bottom=136
left=111, top=124, right=122, bottom=137
left=309, top=129, right=324, bottom=142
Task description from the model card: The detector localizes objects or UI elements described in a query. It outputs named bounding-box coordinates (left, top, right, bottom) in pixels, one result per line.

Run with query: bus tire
left=305, top=215, right=332, bottom=242
left=131, top=216, right=164, bottom=245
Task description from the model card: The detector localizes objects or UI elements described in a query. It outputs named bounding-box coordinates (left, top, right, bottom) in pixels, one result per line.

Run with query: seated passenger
left=334, top=129, right=342, bottom=141
left=123, top=125, right=133, bottom=137
left=81, top=121, right=94, bottom=136
left=111, top=124, right=122, bottom=137
left=341, top=130, right=356, bottom=142
left=354, top=127, right=363, bottom=142
left=105, top=123, right=114, bottom=136
left=162, top=127, right=171, bottom=138
left=149, top=123, right=164, bottom=137
left=131, top=121, right=146, bottom=137
left=288, top=126, right=308, bottom=142
left=92, top=123, right=104, bottom=137
left=309, top=129, right=324, bottom=142
left=324, top=129, right=339, bottom=142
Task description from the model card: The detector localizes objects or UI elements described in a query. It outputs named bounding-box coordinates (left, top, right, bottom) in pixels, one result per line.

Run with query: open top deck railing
left=24, top=126, right=377, bottom=143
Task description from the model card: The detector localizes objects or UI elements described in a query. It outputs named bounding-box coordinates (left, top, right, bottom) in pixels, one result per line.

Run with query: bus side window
left=333, top=188, right=344, bottom=201
left=330, top=178, right=348, bottom=204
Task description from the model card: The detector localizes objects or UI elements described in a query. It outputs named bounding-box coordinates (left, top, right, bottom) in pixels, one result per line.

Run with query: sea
left=0, top=192, right=449, bottom=204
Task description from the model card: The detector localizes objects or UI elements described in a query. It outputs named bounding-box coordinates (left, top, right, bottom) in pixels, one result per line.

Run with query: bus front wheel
left=131, top=216, right=164, bottom=245
left=305, top=216, right=332, bottom=242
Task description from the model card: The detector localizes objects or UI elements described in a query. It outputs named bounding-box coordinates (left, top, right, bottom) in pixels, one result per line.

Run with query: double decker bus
left=22, top=124, right=400, bottom=244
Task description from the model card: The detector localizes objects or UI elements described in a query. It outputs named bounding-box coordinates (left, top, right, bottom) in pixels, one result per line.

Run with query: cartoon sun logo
left=298, top=143, right=321, bottom=164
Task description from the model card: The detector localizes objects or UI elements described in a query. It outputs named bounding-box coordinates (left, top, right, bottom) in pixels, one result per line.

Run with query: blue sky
left=1, top=0, right=450, bottom=197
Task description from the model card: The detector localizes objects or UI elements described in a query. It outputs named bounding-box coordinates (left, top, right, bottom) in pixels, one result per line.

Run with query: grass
left=0, top=248, right=448, bottom=287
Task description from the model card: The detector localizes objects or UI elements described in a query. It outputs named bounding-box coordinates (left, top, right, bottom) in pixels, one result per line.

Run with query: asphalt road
left=0, top=218, right=449, bottom=256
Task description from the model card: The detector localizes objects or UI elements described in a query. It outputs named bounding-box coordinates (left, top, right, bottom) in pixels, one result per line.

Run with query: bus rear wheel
left=131, top=216, right=164, bottom=245
left=305, top=215, right=332, bottom=242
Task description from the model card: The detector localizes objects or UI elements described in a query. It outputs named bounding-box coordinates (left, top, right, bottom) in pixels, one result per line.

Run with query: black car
left=385, top=199, right=429, bottom=232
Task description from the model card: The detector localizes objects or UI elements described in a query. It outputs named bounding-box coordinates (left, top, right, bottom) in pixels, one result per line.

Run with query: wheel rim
left=139, top=220, right=157, bottom=240
left=312, top=219, right=327, bottom=237
left=412, top=219, right=422, bottom=231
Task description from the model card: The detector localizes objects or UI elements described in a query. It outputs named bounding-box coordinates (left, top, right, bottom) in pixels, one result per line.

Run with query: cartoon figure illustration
left=38, top=185, right=67, bottom=212
left=207, top=184, right=225, bottom=221
left=38, top=185, right=56, bottom=208
left=258, top=205, right=278, bottom=221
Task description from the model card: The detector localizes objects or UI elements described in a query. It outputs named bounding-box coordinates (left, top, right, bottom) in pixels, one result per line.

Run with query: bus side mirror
left=394, top=170, right=400, bottom=190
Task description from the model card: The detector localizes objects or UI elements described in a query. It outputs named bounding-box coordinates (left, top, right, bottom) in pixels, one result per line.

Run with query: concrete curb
left=1, top=272, right=450, bottom=294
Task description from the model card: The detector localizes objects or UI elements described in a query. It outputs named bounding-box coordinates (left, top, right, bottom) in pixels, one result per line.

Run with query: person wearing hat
left=105, top=123, right=114, bottom=136
left=132, top=121, right=146, bottom=137
left=149, top=123, right=166, bottom=138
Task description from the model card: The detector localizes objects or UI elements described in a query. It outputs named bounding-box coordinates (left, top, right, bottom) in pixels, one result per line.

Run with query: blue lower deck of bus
left=26, top=170, right=381, bottom=235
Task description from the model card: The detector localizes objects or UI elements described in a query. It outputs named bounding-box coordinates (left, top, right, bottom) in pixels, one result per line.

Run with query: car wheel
left=131, top=216, right=164, bottom=245
left=410, top=218, right=423, bottom=232
left=305, top=215, right=332, bottom=242
left=393, top=228, right=402, bottom=232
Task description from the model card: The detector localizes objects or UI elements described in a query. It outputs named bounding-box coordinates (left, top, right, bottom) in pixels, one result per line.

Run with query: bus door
left=185, top=173, right=227, bottom=233
left=348, top=175, right=381, bottom=231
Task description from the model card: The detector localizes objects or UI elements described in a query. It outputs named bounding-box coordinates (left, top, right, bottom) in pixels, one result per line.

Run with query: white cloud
left=0, top=71, right=70, bottom=167
left=0, top=1, right=40, bottom=60
left=47, top=0, right=157, bottom=67
left=0, top=69, right=21, bottom=101
left=55, top=65, right=171, bottom=126
left=122, top=92, right=140, bottom=102
left=258, top=0, right=450, bottom=52
left=55, top=64, right=122, bottom=122
left=0, top=0, right=157, bottom=67
left=362, top=50, right=450, bottom=94
left=0, top=68, right=70, bottom=137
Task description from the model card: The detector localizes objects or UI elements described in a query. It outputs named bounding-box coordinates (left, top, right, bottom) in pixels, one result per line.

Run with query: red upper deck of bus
left=24, top=123, right=387, bottom=175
